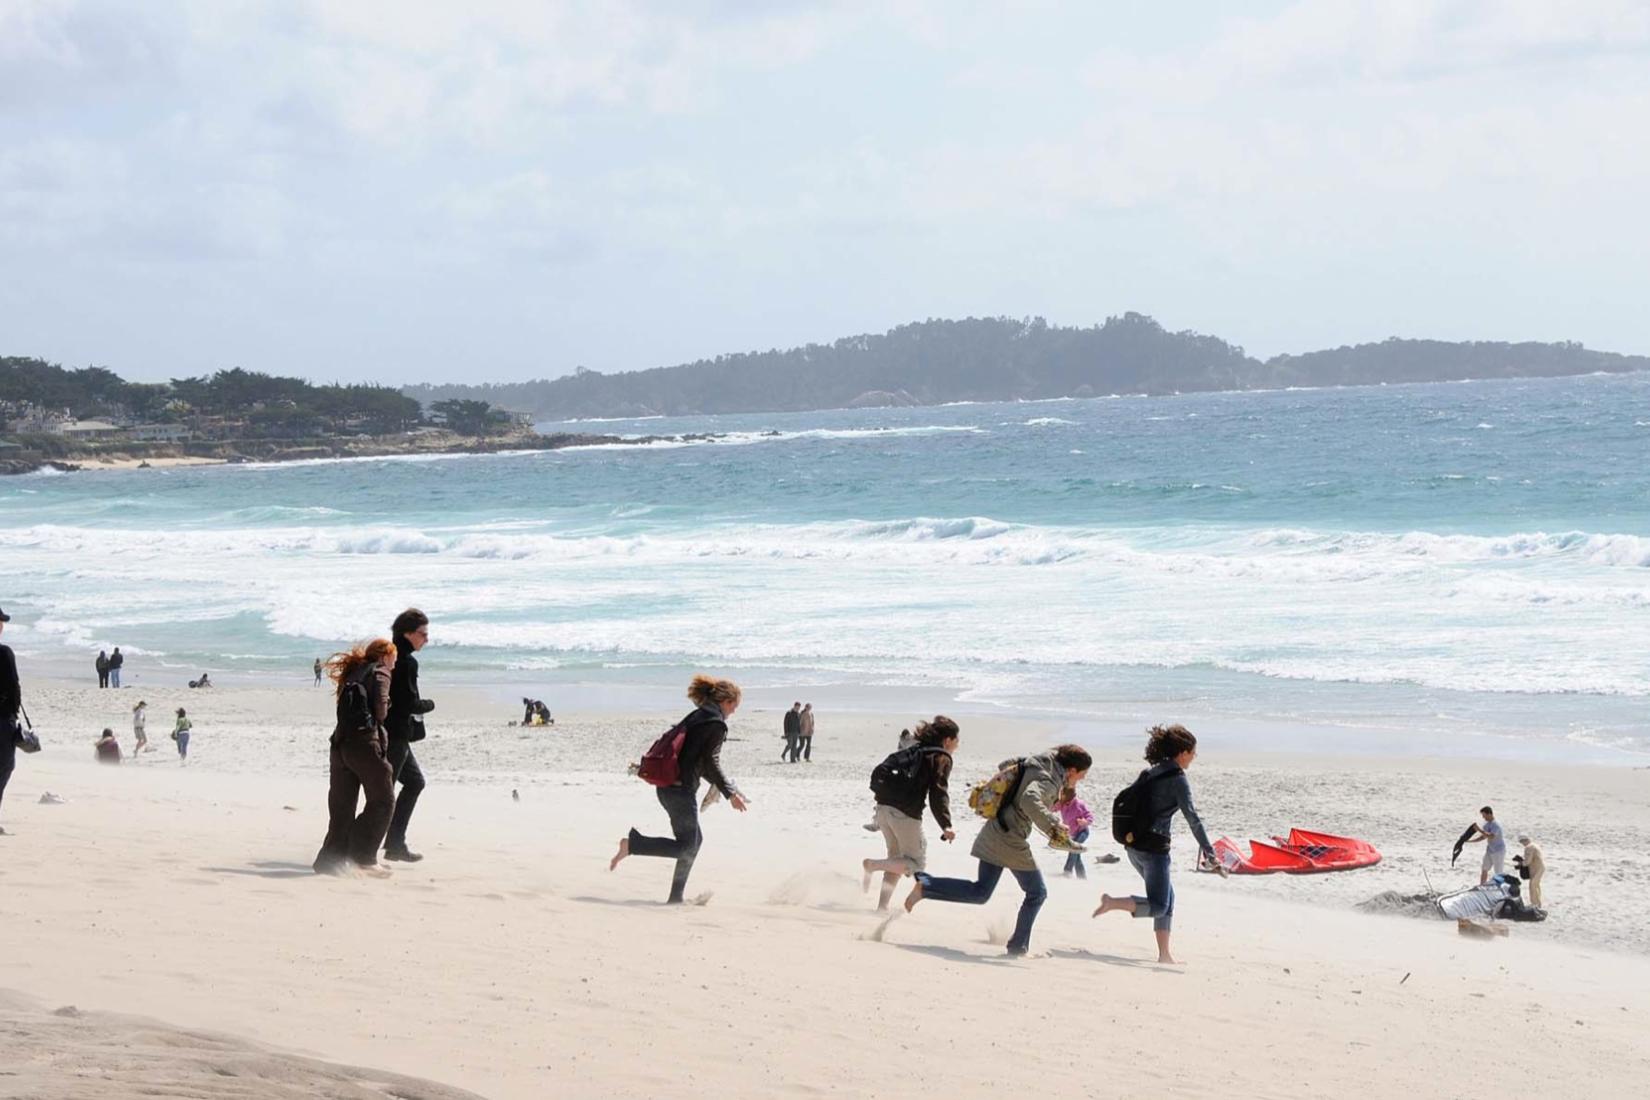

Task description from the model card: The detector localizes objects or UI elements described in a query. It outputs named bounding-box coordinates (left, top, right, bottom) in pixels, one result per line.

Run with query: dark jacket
left=386, top=636, right=434, bottom=743
left=0, top=643, right=19, bottom=718
left=677, top=705, right=738, bottom=799
left=783, top=709, right=801, bottom=736
left=878, top=747, right=954, bottom=831
left=109, top=650, right=123, bottom=669
left=1131, top=760, right=1215, bottom=858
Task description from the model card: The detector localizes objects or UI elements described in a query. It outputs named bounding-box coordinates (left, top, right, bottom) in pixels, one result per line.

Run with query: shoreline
left=0, top=427, right=741, bottom=476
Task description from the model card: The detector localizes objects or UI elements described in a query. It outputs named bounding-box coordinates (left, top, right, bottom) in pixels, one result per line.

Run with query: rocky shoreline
left=0, top=427, right=724, bottom=475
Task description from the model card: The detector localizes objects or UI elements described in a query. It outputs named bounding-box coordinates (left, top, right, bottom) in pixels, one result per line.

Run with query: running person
left=904, top=744, right=1092, bottom=957
left=861, top=716, right=958, bottom=911
left=610, top=676, right=747, bottom=903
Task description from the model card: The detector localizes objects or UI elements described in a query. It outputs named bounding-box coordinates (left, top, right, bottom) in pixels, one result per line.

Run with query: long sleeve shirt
left=0, top=644, right=19, bottom=717
left=1137, top=760, right=1215, bottom=859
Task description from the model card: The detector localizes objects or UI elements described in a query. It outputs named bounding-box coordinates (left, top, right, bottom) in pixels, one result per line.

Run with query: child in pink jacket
left=1054, top=787, right=1094, bottom=878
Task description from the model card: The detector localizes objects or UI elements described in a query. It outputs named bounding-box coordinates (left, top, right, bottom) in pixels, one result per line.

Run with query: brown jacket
left=333, top=663, right=392, bottom=753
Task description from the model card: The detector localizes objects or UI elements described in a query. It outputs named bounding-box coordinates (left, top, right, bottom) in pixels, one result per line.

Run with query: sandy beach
left=2, top=679, right=1646, bottom=1099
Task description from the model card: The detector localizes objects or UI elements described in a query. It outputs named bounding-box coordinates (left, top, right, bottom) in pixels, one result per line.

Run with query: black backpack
left=336, top=667, right=376, bottom=733
left=1111, top=767, right=1171, bottom=852
left=869, top=745, right=938, bottom=806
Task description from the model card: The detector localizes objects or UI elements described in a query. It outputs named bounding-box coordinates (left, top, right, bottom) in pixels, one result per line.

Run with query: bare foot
left=903, top=881, right=924, bottom=913
left=609, top=837, right=630, bottom=871
left=861, top=858, right=874, bottom=893
left=1157, top=955, right=1180, bottom=965
left=357, top=864, right=392, bottom=879
left=1092, top=893, right=1127, bottom=917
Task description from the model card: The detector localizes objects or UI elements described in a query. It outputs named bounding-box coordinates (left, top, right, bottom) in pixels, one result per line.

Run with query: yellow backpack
left=968, top=760, right=1025, bottom=822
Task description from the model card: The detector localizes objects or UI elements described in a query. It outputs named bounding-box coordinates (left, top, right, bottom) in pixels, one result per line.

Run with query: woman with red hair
left=313, top=638, right=398, bottom=876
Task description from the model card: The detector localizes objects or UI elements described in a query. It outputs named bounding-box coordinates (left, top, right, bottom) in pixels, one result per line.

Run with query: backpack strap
left=995, top=759, right=1028, bottom=832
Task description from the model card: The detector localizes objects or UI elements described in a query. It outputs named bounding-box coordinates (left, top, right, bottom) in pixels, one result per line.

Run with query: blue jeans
left=915, top=859, right=1048, bottom=955
left=110, top=668, right=121, bottom=688
left=1127, top=847, right=1174, bottom=931
left=1064, top=828, right=1090, bottom=877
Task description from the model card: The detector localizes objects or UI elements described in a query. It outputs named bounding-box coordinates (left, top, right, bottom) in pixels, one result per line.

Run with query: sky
left=3, top=0, right=1649, bottom=385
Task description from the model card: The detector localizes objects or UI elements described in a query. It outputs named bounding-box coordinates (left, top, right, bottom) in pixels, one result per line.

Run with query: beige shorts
left=1482, top=849, right=1505, bottom=876
left=874, top=804, right=928, bottom=874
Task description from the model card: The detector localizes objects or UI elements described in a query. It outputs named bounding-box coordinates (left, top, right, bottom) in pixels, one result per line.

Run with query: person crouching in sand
left=861, top=716, right=958, bottom=912
left=1094, top=723, right=1225, bottom=964
left=313, top=639, right=397, bottom=878
left=904, top=744, right=1092, bottom=958
left=610, top=675, right=747, bottom=904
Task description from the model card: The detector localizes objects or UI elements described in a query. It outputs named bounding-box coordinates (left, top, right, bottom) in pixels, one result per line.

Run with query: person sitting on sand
left=520, top=698, right=553, bottom=726
left=132, top=700, right=148, bottom=754
left=1054, top=786, right=1094, bottom=878
left=904, top=744, right=1092, bottom=958
left=610, top=675, right=748, bottom=904
left=171, top=708, right=192, bottom=763
left=313, top=639, right=397, bottom=877
left=1094, top=724, right=1226, bottom=964
left=94, top=728, right=122, bottom=764
left=189, top=672, right=212, bottom=689
left=1463, top=806, right=1506, bottom=885
left=861, top=716, right=958, bottom=912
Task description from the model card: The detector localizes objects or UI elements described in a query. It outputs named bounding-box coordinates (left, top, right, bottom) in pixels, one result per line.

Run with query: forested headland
left=405, top=313, right=1650, bottom=420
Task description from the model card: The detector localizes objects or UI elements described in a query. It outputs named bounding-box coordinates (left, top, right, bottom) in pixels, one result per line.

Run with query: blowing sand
left=2, top=680, right=1647, bottom=1099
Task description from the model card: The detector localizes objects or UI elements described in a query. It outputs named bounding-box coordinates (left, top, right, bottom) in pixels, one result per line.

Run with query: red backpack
left=637, top=719, right=689, bottom=787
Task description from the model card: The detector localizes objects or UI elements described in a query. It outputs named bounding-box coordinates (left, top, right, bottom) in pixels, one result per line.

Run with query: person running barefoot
left=610, top=676, right=747, bottom=903
left=861, top=716, right=958, bottom=911
left=904, top=744, right=1091, bottom=958
left=1094, top=724, right=1225, bottom=964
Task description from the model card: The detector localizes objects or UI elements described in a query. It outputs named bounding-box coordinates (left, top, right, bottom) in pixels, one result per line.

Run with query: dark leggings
left=0, top=729, right=15, bottom=825
left=628, top=785, right=702, bottom=903
left=914, top=859, right=1049, bottom=955
left=385, top=740, right=425, bottom=849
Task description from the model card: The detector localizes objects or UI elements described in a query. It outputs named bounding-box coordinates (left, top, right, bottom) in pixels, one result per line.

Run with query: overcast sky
left=4, top=0, right=1649, bottom=385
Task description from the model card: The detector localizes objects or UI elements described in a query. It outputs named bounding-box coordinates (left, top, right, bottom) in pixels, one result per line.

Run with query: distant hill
left=403, top=314, right=1650, bottom=420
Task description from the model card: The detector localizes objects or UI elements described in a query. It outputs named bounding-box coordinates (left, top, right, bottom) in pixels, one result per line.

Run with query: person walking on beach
left=96, top=649, right=109, bottom=689
left=904, top=744, right=1092, bottom=958
left=313, top=639, right=397, bottom=877
left=610, top=675, right=748, bottom=904
left=171, top=708, right=192, bottom=763
left=383, top=608, right=436, bottom=863
left=313, top=657, right=323, bottom=686
left=1094, top=724, right=1225, bottom=965
left=1518, top=834, right=1546, bottom=906
left=0, top=607, right=22, bottom=836
left=132, top=701, right=148, bottom=755
left=783, top=702, right=802, bottom=763
left=1054, top=786, right=1094, bottom=878
left=1464, top=806, right=1506, bottom=884
left=861, top=716, right=957, bottom=911
left=799, top=703, right=815, bottom=762
left=108, top=646, right=124, bottom=689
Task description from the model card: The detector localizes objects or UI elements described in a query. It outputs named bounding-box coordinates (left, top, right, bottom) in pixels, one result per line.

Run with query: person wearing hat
left=0, top=606, right=21, bottom=835
left=1518, top=835, right=1546, bottom=907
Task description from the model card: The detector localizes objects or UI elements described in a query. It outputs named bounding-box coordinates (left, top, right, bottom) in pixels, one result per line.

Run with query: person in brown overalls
left=313, top=638, right=397, bottom=877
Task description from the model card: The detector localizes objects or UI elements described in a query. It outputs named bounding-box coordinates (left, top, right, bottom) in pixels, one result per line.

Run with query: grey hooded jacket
left=970, top=749, right=1068, bottom=872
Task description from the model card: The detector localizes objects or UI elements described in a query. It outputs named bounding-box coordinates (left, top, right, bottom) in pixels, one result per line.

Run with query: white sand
left=3, top=680, right=1648, bottom=1098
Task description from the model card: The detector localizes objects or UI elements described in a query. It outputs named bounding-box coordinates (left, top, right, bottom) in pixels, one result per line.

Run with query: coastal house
left=55, top=419, right=122, bottom=439
left=128, top=423, right=193, bottom=443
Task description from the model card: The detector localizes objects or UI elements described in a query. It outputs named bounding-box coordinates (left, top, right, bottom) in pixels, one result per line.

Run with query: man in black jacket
left=782, top=701, right=802, bottom=763
left=384, top=608, right=436, bottom=862
left=0, top=607, right=21, bottom=835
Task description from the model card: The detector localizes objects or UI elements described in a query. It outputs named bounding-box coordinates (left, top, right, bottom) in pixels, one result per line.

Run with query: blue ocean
left=3, top=373, right=1646, bottom=758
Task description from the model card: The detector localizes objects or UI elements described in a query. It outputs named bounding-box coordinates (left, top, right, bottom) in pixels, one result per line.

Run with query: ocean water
left=2, top=373, right=1646, bottom=758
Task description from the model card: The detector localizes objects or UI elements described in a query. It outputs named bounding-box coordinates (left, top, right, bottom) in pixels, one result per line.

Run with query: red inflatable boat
left=1211, top=828, right=1381, bottom=875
